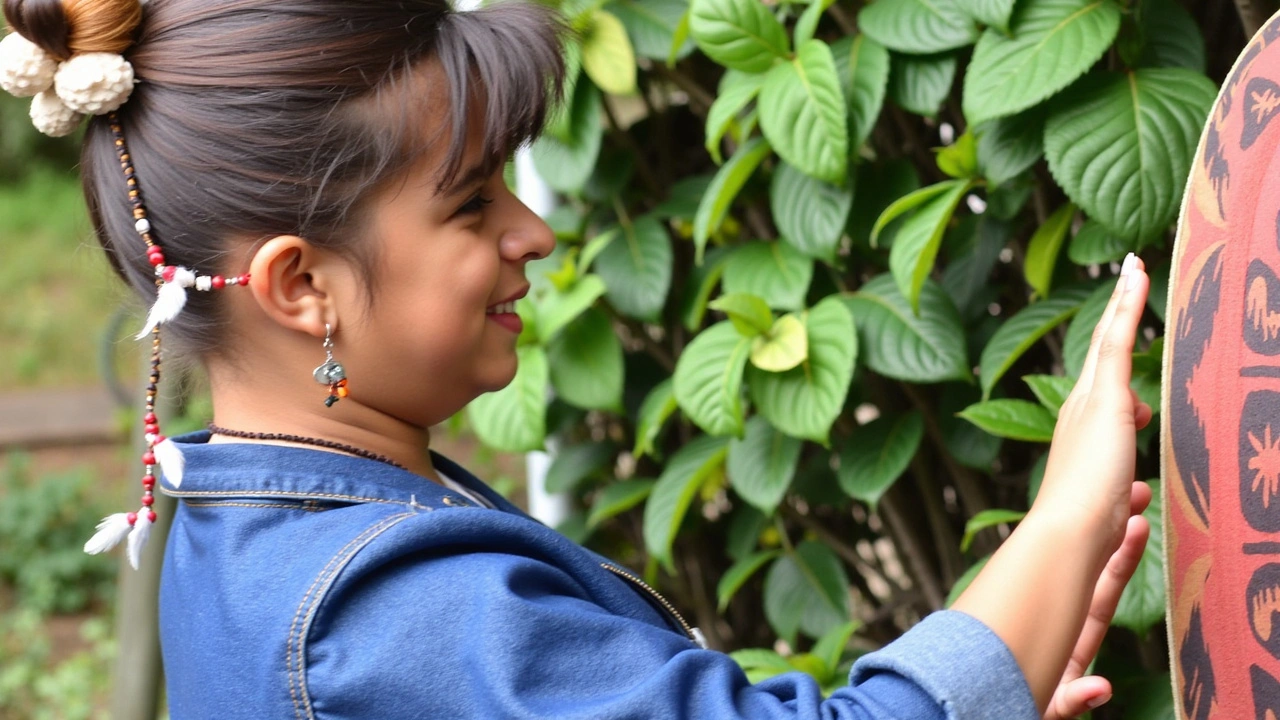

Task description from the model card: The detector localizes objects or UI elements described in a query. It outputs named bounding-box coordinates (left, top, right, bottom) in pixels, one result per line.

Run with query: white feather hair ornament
left=84, top=513, right=134, bottom=556
left=153, top=437, right=186, bottom=488
left=53, top=52, right=135, bottom=115
left=0, top=32, right=56, bottom=97
left=126, top=511, right=153, bottom=570
left=136, top=267, right=196, bottom=339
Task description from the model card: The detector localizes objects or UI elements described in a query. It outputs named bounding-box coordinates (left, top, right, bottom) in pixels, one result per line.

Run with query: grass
left=0, top=168, right=139, bottom=389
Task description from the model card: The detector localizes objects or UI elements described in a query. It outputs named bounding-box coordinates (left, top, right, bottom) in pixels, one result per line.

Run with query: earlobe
left=246, top=235, right=335, bottom=338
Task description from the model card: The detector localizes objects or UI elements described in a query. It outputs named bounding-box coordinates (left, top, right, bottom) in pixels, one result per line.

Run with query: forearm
left=950, top=510, right=1111, bottom=713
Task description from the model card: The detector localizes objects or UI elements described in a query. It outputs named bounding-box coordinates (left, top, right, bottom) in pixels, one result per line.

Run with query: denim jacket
left=157, top=431, right=1038, bottom=719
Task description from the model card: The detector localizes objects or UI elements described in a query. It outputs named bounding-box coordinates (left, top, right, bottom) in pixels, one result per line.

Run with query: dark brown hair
left=3, top=0, right=565, bottom=356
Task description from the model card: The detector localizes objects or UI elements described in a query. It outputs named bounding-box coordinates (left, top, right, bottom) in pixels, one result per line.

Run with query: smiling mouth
left=485, top=301, right=517, bottom=315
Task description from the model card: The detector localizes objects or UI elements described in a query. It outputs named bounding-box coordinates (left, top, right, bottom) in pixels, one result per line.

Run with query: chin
left=476, top=355, right=520, bottom=393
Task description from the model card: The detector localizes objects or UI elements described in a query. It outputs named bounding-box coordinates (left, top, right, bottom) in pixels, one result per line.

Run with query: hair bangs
left=434, top=2, right=568, bottom=190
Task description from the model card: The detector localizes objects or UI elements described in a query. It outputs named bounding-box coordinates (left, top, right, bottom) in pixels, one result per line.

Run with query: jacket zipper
left=600, top=563, right=706, bottom=647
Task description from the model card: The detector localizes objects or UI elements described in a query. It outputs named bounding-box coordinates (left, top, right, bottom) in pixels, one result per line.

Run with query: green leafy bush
left=463, top=0, right=1234, bottom=711
left=0, top=455, right=117, bottom=615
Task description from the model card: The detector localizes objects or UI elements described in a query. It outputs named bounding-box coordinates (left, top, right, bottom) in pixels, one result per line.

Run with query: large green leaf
left=608, top=0, right=696, bottom=61
left=548, top=307, right=625, bottom=411
left=976, top=107, right=1045, bottom=187
left=727, top=415, right=803, bottom=513
left=582, top=9, right=638, bottom=95
left=870, top=181, right=954, bottom=248
left=858, top=0, right=978, bottom=54
left=748, top=297, right=857, bottom=444
left=888, top=179, right=972, bottom=313
left=963, top=0, right=1016, bottom=32
left=673, top=320, right=751, bottom=436
left=689, top=0, right=790, bottom=73
left=532, top=81, right=603, bottom=193
left=1067, top=218, right=1132, bottom=266
left=587, top=479, right=655, bottom=528
left=963, top=0, right=1121, bottom=127
left=466, top=345, right=548, bottom=452
left=717, top=549, right=782, bottom=610
left=705, top=71, right=766, bottom=164
left=837, top=412, right=924, bottom=510
left=764, top=540, right=850, bottom=642
left=958, top=399, right=1057, bottom=442
left=536, top=274, right=608, bottom=343
left=1023, top=202, right=1075, bottom=298
left=978, top=285, right=1091, bottom=398
left=758, top=40, right=849, bottom=184
left=1045, top=69, right=1216, bottom=242
left=771, top=161, right=853, bottom=263
left=723, top=241, right=814, bottom=312
left=595, top=214, right=673, bottom=322
left=941, top=215, right=1010, bottom=322
left=888, top=52, right=956, bottom=118
left=1114, top=481, right=1165, bottom=634
left=844, top=274, right=970, bottom=383
left=850, top=159, right=920, bottom=248
left=693, top=138, right=772, bottom=264
left=960, top=509, right=1026, bottom=552
left=830, top=34, right=890, bottom=151
left=938, top=383, right=1002, bottom=470
left=547, top=441, right=617, bottom=494
left=643, top=435, right=730, bottom=566
left=1023, top=374, right=1076, bottom=416
left=710, top=292, right=775, bottom=337
left=1133, top=0, right=1205, bottom=72
left=634, top=378, right=678, bottom=458
left=1062, top=279, right=1115, bottom=376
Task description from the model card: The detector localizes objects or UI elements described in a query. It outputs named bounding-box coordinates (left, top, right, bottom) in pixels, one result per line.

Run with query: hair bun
left=3, top=0, right=143, bottom=61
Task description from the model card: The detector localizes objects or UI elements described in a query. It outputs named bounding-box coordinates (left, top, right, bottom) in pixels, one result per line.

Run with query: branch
left=1235, top=0, right=1268, bottom=37
left=898, top=382, right=992, bottom=516
left=782, top=505, right=903, bottom=600
left=601, top=94, right=664, bottom=198
left=879, top=493, right=946, bottom=610
left=909, top=455, right=962, bottom=587
left=651, top=65, right=715, bottom=117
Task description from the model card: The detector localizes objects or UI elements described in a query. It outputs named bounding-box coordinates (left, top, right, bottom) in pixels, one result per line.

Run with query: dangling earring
left=313, top=323, right=349, bottom=407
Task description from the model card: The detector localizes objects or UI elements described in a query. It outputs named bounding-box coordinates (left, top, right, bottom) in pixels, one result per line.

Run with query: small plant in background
left=461, top=0, right=1241, bottom=714
left=0, top=455, right=117, bottom=615
left=0, top=608, right=115, bottom=720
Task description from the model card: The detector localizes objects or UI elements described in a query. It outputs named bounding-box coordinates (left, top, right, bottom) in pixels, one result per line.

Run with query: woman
left=0, top=0, right=1153, bottom=717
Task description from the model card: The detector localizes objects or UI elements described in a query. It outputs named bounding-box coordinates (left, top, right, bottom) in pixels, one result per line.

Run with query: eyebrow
left=438, top=158, right=491, bottom=197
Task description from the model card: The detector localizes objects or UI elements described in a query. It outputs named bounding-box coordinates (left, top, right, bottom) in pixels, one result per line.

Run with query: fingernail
left=1087, top=694, right=1112, bottom=709
left=1120, top=252, right=1136, bottom=277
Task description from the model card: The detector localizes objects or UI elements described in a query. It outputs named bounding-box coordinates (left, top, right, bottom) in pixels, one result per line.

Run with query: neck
left=206, top=379, right=438, bottom=480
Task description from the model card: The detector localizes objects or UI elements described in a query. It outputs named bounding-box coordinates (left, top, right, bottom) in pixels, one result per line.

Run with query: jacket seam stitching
left=288, top=511, right=417, bottom=720
left=184, top=501, right=317, bottom=511
left=167, top=489, right=401, bottom=505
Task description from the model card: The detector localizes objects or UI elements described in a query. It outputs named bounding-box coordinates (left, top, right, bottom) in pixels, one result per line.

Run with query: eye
left=455, top=193, right=494, bottom=217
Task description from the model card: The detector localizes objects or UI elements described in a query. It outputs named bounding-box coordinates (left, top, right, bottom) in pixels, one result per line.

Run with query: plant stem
left=879, top=492, right=946, bottom=609
left=898, top=382, right=992, bottom=516
left=1234, top=0, right=1268, bottom=36
left=652, top=65, right=715, bottom=116
left=782, top=505, right=901, bottom=599
left=910, top=455, right=962, bottom=587
left=601, top=94, right=664, bottom=198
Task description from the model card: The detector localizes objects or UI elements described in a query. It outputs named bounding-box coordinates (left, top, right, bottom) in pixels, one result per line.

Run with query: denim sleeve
left=303, top=551, right=1036, bottom=720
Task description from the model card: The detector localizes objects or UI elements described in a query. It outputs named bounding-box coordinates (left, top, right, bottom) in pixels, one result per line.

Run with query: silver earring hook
left=323, top=323, right=335, bottom=360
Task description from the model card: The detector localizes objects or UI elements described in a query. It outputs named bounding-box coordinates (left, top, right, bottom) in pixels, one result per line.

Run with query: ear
left=246, top=235, right=342, bottom=338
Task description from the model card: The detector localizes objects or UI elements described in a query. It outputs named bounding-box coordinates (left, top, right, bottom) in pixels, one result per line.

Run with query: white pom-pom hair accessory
left=30, top=89, right=83, bottom=138
left=55, top=52, right=135, bottom=115
left=0, top=32, right=56, bottom=98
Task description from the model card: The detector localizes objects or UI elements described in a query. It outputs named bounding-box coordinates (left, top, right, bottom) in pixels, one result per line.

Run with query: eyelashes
left=455, top=194, right=494, bottom=217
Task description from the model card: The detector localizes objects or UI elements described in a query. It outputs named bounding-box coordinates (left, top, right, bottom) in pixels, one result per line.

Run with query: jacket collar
left=158, top=430, right=516, bottom=511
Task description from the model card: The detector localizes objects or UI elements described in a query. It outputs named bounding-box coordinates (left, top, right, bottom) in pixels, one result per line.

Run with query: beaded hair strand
left=81, top=112, right=251, bottom=569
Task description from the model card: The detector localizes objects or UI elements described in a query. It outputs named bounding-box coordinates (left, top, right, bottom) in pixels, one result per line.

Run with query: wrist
left=1019, top=505, right=1116, bottom=576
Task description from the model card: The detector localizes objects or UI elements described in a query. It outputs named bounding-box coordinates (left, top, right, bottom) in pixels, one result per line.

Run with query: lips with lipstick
left=485, top=286, right=528, bottom=334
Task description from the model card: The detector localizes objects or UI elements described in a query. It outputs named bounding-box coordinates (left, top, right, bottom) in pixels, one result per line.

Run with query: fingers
left=1062, top=515, right=1151, bottom=682
left=1130, top=388, right=1154, bottom=430
left=1130, top=480, right=1153, bottom=516
left=1078, top=255, right=1148, bottom=394
left=1045, top=675, right=1112, bottom=720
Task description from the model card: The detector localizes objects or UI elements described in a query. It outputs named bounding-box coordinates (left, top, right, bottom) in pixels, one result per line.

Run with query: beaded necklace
left=206, top=424, right=408, bottom=471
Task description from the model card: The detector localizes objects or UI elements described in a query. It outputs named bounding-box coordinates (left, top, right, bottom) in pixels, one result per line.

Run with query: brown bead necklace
left=206, top=424, right=408, bottom=471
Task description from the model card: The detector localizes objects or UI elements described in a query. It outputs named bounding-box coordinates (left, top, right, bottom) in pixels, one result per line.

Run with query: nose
left=500, top=194, right=556, bottom=264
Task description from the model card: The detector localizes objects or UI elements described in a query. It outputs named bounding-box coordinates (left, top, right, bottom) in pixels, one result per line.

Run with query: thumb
left=1045, top=676, right=1112, bottom=720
